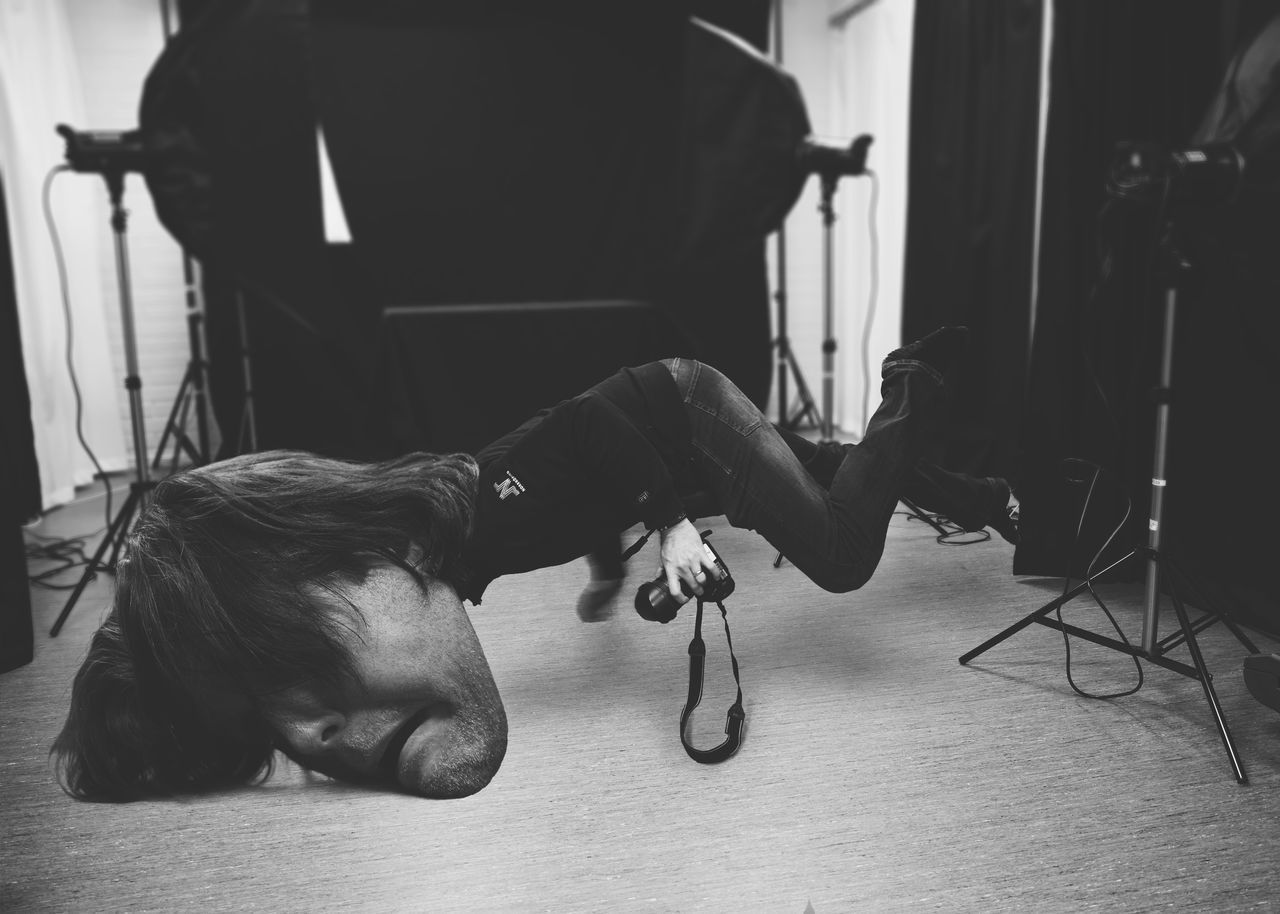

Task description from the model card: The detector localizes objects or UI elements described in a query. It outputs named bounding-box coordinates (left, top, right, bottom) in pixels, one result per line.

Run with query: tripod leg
left=49, top=488, right=141, bottom=637
left=1161, top=559, right=1261, bottom=655
left=104, top=500, right=138, bottom=571
left=1162, top=559, right=1247, bottom=783
left=151, top=362, right=192, bottom=470
left=959, top=550, right=1138, bottom=664
left=781, top=347, right=823, bottom=432
left=170, top=388, right=202, bottom=470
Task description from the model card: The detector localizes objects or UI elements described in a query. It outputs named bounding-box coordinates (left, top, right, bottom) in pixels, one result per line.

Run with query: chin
left=405, top=704, right=509, bottom=799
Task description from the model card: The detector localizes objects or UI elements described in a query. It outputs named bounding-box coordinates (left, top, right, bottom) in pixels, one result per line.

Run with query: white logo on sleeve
left=494, top=471, right=526, bottom=501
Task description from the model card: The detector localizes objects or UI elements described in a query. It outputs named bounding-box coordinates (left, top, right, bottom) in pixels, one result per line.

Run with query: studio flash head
left=1106, top=140, right=1245, bottom=207
left=56, top=124, right=151, bottom=177
left=796, top=133, right=873, bottom=180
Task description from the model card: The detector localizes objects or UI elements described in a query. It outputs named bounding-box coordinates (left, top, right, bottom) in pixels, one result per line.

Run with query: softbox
left=137, top=1, right=810, bottom=455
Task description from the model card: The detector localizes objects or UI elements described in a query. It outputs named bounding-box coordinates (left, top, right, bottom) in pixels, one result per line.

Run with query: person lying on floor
left=53, top=326, right=1019, bottom=802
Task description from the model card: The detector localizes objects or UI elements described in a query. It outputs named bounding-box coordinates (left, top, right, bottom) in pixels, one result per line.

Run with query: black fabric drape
left=901, top=0, right=1042, bottom=480
left=1016, top=0, right=1280, bottom=637
left=0, top=175, right=41, bottom=521
left=1, top=173, right=39, bottom=671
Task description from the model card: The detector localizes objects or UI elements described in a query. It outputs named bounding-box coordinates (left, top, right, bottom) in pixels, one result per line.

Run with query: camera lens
left=635, top=581, right=684, bottom=623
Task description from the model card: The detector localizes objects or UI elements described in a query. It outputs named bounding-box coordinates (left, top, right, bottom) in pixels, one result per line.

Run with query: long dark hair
left=52, top=449, right=479, bottom=801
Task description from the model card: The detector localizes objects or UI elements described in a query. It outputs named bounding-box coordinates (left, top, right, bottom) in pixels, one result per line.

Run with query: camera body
left=634, top=533, right=734, bottom=624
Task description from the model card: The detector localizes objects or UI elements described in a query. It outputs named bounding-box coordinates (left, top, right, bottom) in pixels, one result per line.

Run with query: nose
left=276, top=710, right=347, bottom=756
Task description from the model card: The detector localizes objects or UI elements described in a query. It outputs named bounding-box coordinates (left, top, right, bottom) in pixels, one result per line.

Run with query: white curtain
left=0, top=0, right=127, bottom=510
left=830, top=0, right=915, bottom=435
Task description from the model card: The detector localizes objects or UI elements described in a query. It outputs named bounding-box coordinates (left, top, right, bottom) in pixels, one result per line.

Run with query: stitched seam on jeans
left=689, top=400, right=762, bottom=437
left=684, top=359, right=701, bottom=403
left=692, top=440, right=734, bottom=477
left=881, top=358, right=944, bottom=386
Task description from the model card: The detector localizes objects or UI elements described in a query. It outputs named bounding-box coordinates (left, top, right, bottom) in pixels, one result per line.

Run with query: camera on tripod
left=56, top=124, right=151, bottom=176
left=634, top=531, right=735, bottom=623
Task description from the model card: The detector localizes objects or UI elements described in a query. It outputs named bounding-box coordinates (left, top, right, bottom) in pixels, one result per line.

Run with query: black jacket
left=459, top=362, right=695, bottom=604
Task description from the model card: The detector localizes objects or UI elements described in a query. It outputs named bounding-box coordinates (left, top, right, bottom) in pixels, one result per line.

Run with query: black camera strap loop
left=680, top=598, right=745, bottom=763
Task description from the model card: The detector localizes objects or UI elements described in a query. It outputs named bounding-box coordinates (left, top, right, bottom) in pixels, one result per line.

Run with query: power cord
left=894, top=507, right=1009, bottom=546
left=858, top=169, right=881, bottom=434
left=23, top=526, right=106, bottom=590
left=1054, top=459, right=1144, bottom=700
left=26, top=165, right=116, bottom=587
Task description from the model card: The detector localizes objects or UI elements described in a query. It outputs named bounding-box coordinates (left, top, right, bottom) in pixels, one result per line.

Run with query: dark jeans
left=662, top=357, right=961, bottom=593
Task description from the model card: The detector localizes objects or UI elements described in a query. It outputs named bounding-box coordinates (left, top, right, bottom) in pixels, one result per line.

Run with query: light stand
left=797, top=134, right=872, bottom=443
left=769, top=0, right=821, bottom=431
left=50, top=165, right=156, bottom=637
left=234, top=287, right=259, bottom=453
left=150, top=253, right=213, bottom=471
left=150, top=0, right=216, bottom=472
left=959, top=216, right=1259, bottom=783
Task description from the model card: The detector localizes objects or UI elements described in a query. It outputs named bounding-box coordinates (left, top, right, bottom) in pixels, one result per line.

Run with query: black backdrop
left=1, top=174, right=39, bottom=671
left=903, top=0, right=1279, bottom=635
left=1016, top=0, right=1280, bottom=638
left=158, top=0, right=795, bottom=458
left=901, top=0, right=1043, bottom=482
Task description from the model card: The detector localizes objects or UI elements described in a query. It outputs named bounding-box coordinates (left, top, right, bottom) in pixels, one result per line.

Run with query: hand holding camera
left=635, top=528, right=734, bottom=623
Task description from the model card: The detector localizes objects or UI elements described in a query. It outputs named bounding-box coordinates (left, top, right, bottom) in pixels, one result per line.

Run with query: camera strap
left=681, top=597, right=745, bottom=763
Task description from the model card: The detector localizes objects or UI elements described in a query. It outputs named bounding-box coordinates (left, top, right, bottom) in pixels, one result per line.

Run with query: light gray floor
left=4, top=484, right=1279, bottom=913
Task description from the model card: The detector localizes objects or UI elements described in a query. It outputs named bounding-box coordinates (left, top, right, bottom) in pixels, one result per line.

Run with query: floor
left=4, top=478, right=1280, bottom=913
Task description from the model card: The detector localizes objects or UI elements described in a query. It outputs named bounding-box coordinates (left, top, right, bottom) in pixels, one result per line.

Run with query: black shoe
left=908, top=466, right=1020, bottom=545
left=982, top=479, right=1021, bottom=546
left=882, top=326, right=971, bottom=379
left=1243, top=653, right=1280, bottom=714
left=959, top=477, right=1020, bottom=545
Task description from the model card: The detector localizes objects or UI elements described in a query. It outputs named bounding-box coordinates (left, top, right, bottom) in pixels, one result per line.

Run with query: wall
left=64, top=0, right=195, bottom=475
left=771, top=0, right=913, bottom=437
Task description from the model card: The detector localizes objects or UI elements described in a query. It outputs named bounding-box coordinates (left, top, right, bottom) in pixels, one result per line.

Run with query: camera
left=634, top=532, right=735, bottom=623
left=56, top=124, right=151, bottom=176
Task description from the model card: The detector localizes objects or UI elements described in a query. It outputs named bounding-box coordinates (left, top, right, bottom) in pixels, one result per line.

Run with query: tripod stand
left=959, top=225, right=1259, bottom=783
left=774, top=221, right=823, bottom=431
left=769, top=0, right=821, bottom=432
left=150, top=255, right=213, bottom=472
left=50, top=171, right=155, bottom=637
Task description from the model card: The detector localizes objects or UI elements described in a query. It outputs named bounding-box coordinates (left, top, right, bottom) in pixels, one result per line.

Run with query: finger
left=686, top=567, right=705, bottom=596
left=665, top=567, right=684, bottom=598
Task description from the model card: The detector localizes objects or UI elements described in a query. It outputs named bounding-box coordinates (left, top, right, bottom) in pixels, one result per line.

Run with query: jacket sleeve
left=562, top=391, right=688, bottom=532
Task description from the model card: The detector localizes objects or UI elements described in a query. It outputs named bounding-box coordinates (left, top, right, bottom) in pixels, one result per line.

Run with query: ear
left=405, top=541, right=429, bottom=571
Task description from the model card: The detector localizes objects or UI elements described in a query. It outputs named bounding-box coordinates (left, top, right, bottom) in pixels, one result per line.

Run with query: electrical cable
left=1054, top=460, right=1144, bottom=699
left=893, top=507, right=1004, bottom=546
left=30, top=165, right=117, bottom=586
left=23, top=526, right=105, bottom=590
left=859, top=169, right=880, bottom=435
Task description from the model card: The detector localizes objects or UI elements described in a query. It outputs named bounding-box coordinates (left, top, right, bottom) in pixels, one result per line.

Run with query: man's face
left=263, top=566, right=508, bottom=798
